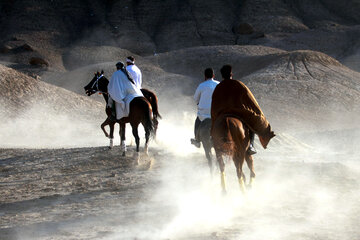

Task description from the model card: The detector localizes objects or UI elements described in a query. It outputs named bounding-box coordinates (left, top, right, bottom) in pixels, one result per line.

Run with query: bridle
left=90, top=74, right=107, bottom=95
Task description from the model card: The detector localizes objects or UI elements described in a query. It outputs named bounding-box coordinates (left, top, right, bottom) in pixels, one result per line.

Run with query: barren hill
left=0, top=0, right=359, bottom=73
left=36, top=44, right=360, bottom=133
left=152, top=46, right=360, bottom=131
left=0, top=64, right=103, bottom=120
left=0, top=1, right=360, bottom=134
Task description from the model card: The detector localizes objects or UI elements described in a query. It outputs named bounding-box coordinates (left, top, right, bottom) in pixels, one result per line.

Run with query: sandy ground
left=1, top=141, right=359, bottom=240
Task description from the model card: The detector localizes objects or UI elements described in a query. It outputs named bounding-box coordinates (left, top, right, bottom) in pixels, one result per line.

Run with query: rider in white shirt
left=107, top=61, right=143, bottom=120
left=126, top=56, right=142, bottom=89
left=191, top=68, right=219, bottom=148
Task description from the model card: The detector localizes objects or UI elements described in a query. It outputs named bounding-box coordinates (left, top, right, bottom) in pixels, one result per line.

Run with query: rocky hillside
left=0, top=1, right=359, bottom=134
left=0, top=64, right=103, bottom=120
left=34, top=44, right=360, bottom=132
left=0, top=0, right=359, bottom=72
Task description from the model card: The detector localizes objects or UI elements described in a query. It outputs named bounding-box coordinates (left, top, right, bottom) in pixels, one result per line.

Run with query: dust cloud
left=1, top=74, right=360, bottom=240
left=95, top=87, right=360, bottom=239
left=108, top=86, right=360, bottom=239
left=0, top=104, right=106, bottom=148
left=100, top=106, right=360, bottom=240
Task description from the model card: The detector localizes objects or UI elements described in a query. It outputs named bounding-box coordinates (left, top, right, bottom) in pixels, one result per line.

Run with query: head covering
left=126, top=58, right=134, bottom=64
left=116, top=61, right=125, bottom=68
left=115, top=61, right=135, bottom=84
left=126, top=56, right=135, bottom=64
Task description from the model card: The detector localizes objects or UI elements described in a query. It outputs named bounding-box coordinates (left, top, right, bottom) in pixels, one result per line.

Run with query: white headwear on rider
left=126, top=58, right=135, bottom=64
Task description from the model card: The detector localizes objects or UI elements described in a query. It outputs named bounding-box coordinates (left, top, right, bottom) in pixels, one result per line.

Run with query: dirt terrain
left=1, top=140, right=359, bottom=240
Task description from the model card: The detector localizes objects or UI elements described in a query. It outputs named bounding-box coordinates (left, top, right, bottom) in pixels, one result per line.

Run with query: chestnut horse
left=212, top=114, right=274, bottom=194
left=84, top=71, right=161, bottom=156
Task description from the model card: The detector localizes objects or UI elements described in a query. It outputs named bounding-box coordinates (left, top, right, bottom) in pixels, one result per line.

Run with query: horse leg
left=107, top=120, right=115, bottom=149
left=203, top=142, right=213, bottom=176
left=144, top=127, right=150, bottom=156
left=131, top=123, right=140, bottom=152
left=152, top=118, right=159, bottom=140
left=245, top=154, right=256, bottom=188
left=216, top=151, right=226, bottom=194
left=120, top=122, right=126, bottom=156
left=131, top=122, right=141, bottom=164
left=234, top=151, right=246, bottom=194
left=100, top=119, right=110, bottom=138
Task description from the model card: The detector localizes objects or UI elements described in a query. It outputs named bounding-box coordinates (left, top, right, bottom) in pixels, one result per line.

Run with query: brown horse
left=84, top=71, right=161, bottom=156
left=212, top=114, right=275, bottom=194
left=210, top=75, right=275, bottom=194
left=212, top=114, right=255, bottom=194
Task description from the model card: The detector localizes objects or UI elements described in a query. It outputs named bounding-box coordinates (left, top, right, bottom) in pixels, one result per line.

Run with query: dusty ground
left=1, top=142, right=359, bottom=240
left=0, top=146, right=159, bottom=239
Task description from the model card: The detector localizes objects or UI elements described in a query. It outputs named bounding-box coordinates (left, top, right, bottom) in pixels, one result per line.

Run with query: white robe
left=126, top=65, right=142, bottom=89
left=194, top=78, right=219, bottom=121
left=108, top=70, right=143, bottom=119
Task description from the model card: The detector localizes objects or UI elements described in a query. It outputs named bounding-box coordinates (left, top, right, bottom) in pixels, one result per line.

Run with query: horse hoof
left=133, top=152, right=140, bottom=165
left=122, top=152, right=126, bottom=157
left=221, top=189, right=227, bottom=196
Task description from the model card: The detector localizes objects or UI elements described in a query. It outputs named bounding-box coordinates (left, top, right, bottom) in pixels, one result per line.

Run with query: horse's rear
left=128, top=96, right=154, bottom=154
left=140, top=88, right=161, bottom=136
left=212, top=114, right=255, bottom=194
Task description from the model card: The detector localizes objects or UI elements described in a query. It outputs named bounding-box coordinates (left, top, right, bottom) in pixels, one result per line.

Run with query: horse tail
left=222, top=117, right=236, bottom=154
left=142, top=99, right=155, bottom=138
left=212, top=116, right=244, bottom=155
left=141, top=88, right=161, bottom=136
left=141, top=88, right=162, bottom=119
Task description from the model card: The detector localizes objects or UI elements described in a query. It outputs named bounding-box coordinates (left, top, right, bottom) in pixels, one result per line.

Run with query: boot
left=190, top=138, right=201, bottom=148
left=248, top=143, right=257, bottom=155
left=247, top=131, right=257, bottom=155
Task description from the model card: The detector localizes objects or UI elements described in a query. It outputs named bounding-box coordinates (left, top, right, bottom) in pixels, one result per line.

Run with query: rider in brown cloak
left=211, top=65, right=275, bottom=152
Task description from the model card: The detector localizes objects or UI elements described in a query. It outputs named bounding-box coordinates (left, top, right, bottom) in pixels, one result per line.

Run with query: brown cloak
left=211, top=79, right=274, bottom=148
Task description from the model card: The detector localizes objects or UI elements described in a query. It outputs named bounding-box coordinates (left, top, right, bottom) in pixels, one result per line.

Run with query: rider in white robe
left=107, top=62, right=143, bottom=120
left=126, top=56, right=142, bottom=89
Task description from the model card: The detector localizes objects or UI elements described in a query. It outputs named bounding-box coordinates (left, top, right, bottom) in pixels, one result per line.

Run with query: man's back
left=194, top=79, right=219, bottom=121
left=211, top=78, right=268, bottom=136
left=126, top=65, right=142, bottom=89
left=108, top=70, right=142, bottom=103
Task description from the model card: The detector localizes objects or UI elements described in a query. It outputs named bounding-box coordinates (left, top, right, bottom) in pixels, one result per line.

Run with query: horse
left=84, top=71, right=161, bottom=156
left=211, top=114, right=274, bottom=194
left=197, top=118, right=215, bottom=175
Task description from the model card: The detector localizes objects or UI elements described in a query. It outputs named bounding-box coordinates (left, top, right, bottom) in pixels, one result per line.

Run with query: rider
left=107, top=61, right=143, bottom=120
left=212, top=65, right=263, bottom=155
left=126, top=56, right=142, bottom=89
left=191, top=68, right=219, bottom=148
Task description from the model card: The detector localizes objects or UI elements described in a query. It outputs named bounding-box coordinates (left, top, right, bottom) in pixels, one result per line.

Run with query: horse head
left=84, top=70, right=108, bottom=96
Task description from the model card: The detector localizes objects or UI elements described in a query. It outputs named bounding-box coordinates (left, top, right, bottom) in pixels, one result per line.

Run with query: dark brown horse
left=212, top=114, right=275, bottom=194
left=197, top=118, right=214, bottom=174
left=84, top=71, right=161, bottom=156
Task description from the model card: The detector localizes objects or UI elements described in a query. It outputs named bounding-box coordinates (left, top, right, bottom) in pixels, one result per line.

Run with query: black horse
left=197, top=119, right=215, bottom=175
left=84, top=71, right=161, bottom=156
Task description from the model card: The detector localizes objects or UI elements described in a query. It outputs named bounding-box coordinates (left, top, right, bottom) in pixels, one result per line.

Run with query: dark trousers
left=249, top=129, right=255, bottom=144
left=194, top=117, right=201, bottom=141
